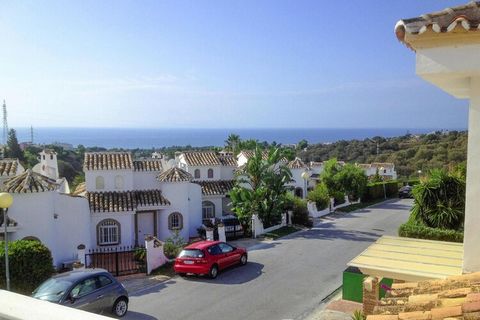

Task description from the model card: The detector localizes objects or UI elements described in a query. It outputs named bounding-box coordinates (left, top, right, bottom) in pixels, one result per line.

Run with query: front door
left=137, top=212, right=154, bottom=244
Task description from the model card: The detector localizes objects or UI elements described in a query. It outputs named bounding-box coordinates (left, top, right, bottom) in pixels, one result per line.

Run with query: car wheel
left=112, top=297, right=128, bottom=317
left=240, top=254, right=248, bottom=266
left=177, top=272, right=187, bottom=277
left=209, top=265, right=218, bottom=279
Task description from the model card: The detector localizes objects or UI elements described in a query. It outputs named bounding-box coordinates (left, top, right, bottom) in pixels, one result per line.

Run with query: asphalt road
left=125, top=198, right=412, bottom=320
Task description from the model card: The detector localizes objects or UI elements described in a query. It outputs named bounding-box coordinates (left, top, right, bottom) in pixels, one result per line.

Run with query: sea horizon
left=14, top=127, right=466, bottom=149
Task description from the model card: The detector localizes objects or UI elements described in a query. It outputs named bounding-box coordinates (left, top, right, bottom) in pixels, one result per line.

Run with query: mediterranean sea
left=14, top=127, right=461, bottom=149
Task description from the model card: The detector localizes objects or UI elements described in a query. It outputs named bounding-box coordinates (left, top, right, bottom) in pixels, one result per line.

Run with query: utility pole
left=2, top=100, right=8, bottom=146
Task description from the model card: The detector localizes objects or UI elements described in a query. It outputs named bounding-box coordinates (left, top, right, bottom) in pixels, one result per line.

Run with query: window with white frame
left=95, top=176, right=105, bottom=190
left=97, top=219, right=120, bottom=245
left=202, top=201, right=215, bottom=220
left=168, top=212, right=183, bottom=230
left=194, top=169, right=200, bottom=179
left=207, top=168, right=214, bottom=179
left=114, top=175, right=124, bottom=189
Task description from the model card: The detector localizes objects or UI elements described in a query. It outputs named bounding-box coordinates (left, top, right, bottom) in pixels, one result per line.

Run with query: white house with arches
left=177, top=151, right=237, bottom=222
left=82, top=152, right=202, bottom=248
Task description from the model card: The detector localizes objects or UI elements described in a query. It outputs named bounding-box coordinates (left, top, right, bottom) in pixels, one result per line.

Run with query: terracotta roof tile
left=133, top=160, right=163, bottom=172
left=287, top=157, right=307, bottom=169
left=219, top=155, right=237, bottom=166
left=4, top=169, right=58, bottom=193
left=194, top=180, right=235, bottom=196
left=0, top=159, right=20, bottom=176
left=72, top=182, right=86, bottom=196
left=369, top=272, right=480, bottom=320
left=182, top=152, right=222, bottom=166
left=395, top=2, right=480, bottom=48
left=86, top=190, right=170, bottom=213
left=84, top=152, right=133, bottom=170
left=157, top=167, right=192, bottom=182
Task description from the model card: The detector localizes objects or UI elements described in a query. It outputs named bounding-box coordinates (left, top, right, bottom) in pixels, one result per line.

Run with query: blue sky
left=0, top=0, right=469, bottom=129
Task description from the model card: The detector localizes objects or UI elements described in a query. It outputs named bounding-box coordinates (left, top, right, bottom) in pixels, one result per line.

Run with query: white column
left=206, top=228, right=214, bottom=241
left=463, top=77, right=480, bottom=273
left=218, top=225, right=226, bottom=242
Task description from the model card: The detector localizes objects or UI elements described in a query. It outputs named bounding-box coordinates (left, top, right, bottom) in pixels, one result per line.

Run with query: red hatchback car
left=174, top=241, right=247, bottom=279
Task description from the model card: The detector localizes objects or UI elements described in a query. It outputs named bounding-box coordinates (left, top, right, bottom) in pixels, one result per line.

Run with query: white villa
left=356, top=162, right=398, bottom=181
left=177, top=151, right=236, bottom=222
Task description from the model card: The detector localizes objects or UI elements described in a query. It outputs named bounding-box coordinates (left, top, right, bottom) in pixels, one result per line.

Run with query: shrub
left=411, top=169, right=465, bottom=230
left=307, top=183, right=330, bottom=210
left=0, top=240, right=54, bottom=294
left=163, top=231, right=187, bottom=259
left=291, top=196, right=313, bottom=227
left=398, top=221, right=463, bottom=243
left=362, top=181, right=399, bottom=202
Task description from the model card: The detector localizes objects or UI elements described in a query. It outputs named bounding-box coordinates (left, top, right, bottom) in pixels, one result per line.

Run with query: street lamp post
left=301, top=170, right=310, bottom=200
left=0, top=192, right=14, bottom=291
left=379, top=167, right=387, bottom=199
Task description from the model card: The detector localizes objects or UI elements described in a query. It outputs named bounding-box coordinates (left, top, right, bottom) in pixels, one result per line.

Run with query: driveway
left=125, top=198, right=412, bottom=320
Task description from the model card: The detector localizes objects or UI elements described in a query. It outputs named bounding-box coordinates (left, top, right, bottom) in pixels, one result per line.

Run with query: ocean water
left=14, top=127, right=456, bottom=149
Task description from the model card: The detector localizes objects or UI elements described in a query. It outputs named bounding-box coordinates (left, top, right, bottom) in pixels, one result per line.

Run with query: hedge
left=362, top=181, right=399, bottom=202
left=0, top=240, right=54, bottom=294
left=291, top=197, right=313, bottom=228
left=398, top=221, right=464, bottom=243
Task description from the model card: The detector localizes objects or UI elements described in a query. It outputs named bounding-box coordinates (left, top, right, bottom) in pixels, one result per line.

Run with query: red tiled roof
left=86, top=189, right=170, bottom=213
left=84, top=152, right=133, bottom=170
left=4, top=169, right=58, bottom=193
left=368, top=272, right=480, bottom=320
left=133, top=160, right=163, bottom=172
left=157, top=167, right=192, bottom=182
left=0, top=159, right=20, bottom=176
left=287, top=158, right=307, bottom=169
left=194, top=180, right=235, bottom=196
left=395, top=1, right=480, bottom=49
left=182, top=152, right=221, bottom=166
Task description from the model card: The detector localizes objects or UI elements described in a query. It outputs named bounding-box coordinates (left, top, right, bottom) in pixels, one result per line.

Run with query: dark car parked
left=32, top=268, right=129, bottom=317
left=399, top=185, right=413, bottom=198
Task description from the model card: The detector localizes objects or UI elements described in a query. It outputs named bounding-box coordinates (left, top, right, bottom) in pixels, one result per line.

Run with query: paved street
left=125, top=199, right=412, bottom=320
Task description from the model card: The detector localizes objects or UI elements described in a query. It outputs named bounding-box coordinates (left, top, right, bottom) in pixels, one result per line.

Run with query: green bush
left=398, top=221, right=463, bottom=243
left=307, top=183, right=330, bottom=210
left=0, top=240, right=54, bottom=294
left=291, top=196, right=313, bottom=227
left=163, top=231, right=187, bottom=259
left=362, top=181, right=399, bottom=202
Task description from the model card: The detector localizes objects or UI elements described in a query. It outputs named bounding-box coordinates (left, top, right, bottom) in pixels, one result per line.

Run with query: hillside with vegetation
left=298, top=130, right=467, bottom=179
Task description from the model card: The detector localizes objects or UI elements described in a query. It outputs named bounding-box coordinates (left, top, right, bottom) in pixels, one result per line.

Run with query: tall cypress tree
left=6, top=129, right=24, bottom=161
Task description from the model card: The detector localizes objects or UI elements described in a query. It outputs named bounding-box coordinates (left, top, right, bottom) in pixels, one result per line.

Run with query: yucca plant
left=351, top=310, right=366, bottom=320
left=410, top=169, right=465, bottom=230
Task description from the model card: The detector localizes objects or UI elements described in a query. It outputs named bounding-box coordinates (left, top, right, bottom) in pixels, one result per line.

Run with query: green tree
left=229, top=146, right=292, bottom=229
left=336, top=164, right=368, bottom=201
left=307, top=183, right=330, bottom=210
left=297, top=139, right=308, bottom=150
left=5, top=129, right=24, bottom=161
left=320, top=158, right=343, bottom=197
left=410, top=169, right=465, bottom=230
left=225, top=133, right=241, bottom=154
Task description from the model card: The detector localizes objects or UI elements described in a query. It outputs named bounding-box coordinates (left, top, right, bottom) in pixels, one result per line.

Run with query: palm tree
left=225, top=133, right=241, bottom=153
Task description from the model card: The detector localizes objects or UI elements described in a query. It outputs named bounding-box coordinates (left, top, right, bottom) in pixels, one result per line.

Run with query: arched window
left=207, top=168, right=214, bottom=179
left=114, top=175, right=124, bottom=189
left=22, top=236, right=41, bottom=242
left=168, top=212, right=183, bottom=230
left=95, top=176, right=105, bottom=190
left=202, top=201, right=215, bottom=220
left=194, top=169, right=201, bottom=179
left=97, top=219, right=120, bottom=245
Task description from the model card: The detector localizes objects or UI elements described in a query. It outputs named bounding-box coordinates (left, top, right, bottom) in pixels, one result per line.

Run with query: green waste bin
left=342, top=267, right=393, bottom=302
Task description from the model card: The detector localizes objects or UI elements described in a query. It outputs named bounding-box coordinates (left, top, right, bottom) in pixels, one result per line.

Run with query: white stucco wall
left=463, top=76, right=480, bottom=273
left=202, top=196, right=223, bottom=218
left=133, top=171, right=161, bottom=190
left=7, top=192, right=91, bottom=267
left=85, top=169, right=134, bottom=192
left=220, top=166, right=236, bottom=180
left=90, top=212, right=135, bottom=248
left=157, top=182, right=202, bottom=241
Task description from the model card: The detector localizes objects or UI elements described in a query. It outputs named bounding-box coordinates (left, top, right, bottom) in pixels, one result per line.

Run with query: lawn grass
left=150, top=261, right=176, bottom=277
left=335, top=198, right=394, bottom=213
left=263, top=226, right=301, bottom=240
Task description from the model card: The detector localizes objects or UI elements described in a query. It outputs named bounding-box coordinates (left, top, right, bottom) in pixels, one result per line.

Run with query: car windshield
left=32, top=277, right=74, bottom=302
left=178, top=249, right=204, bottom=258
